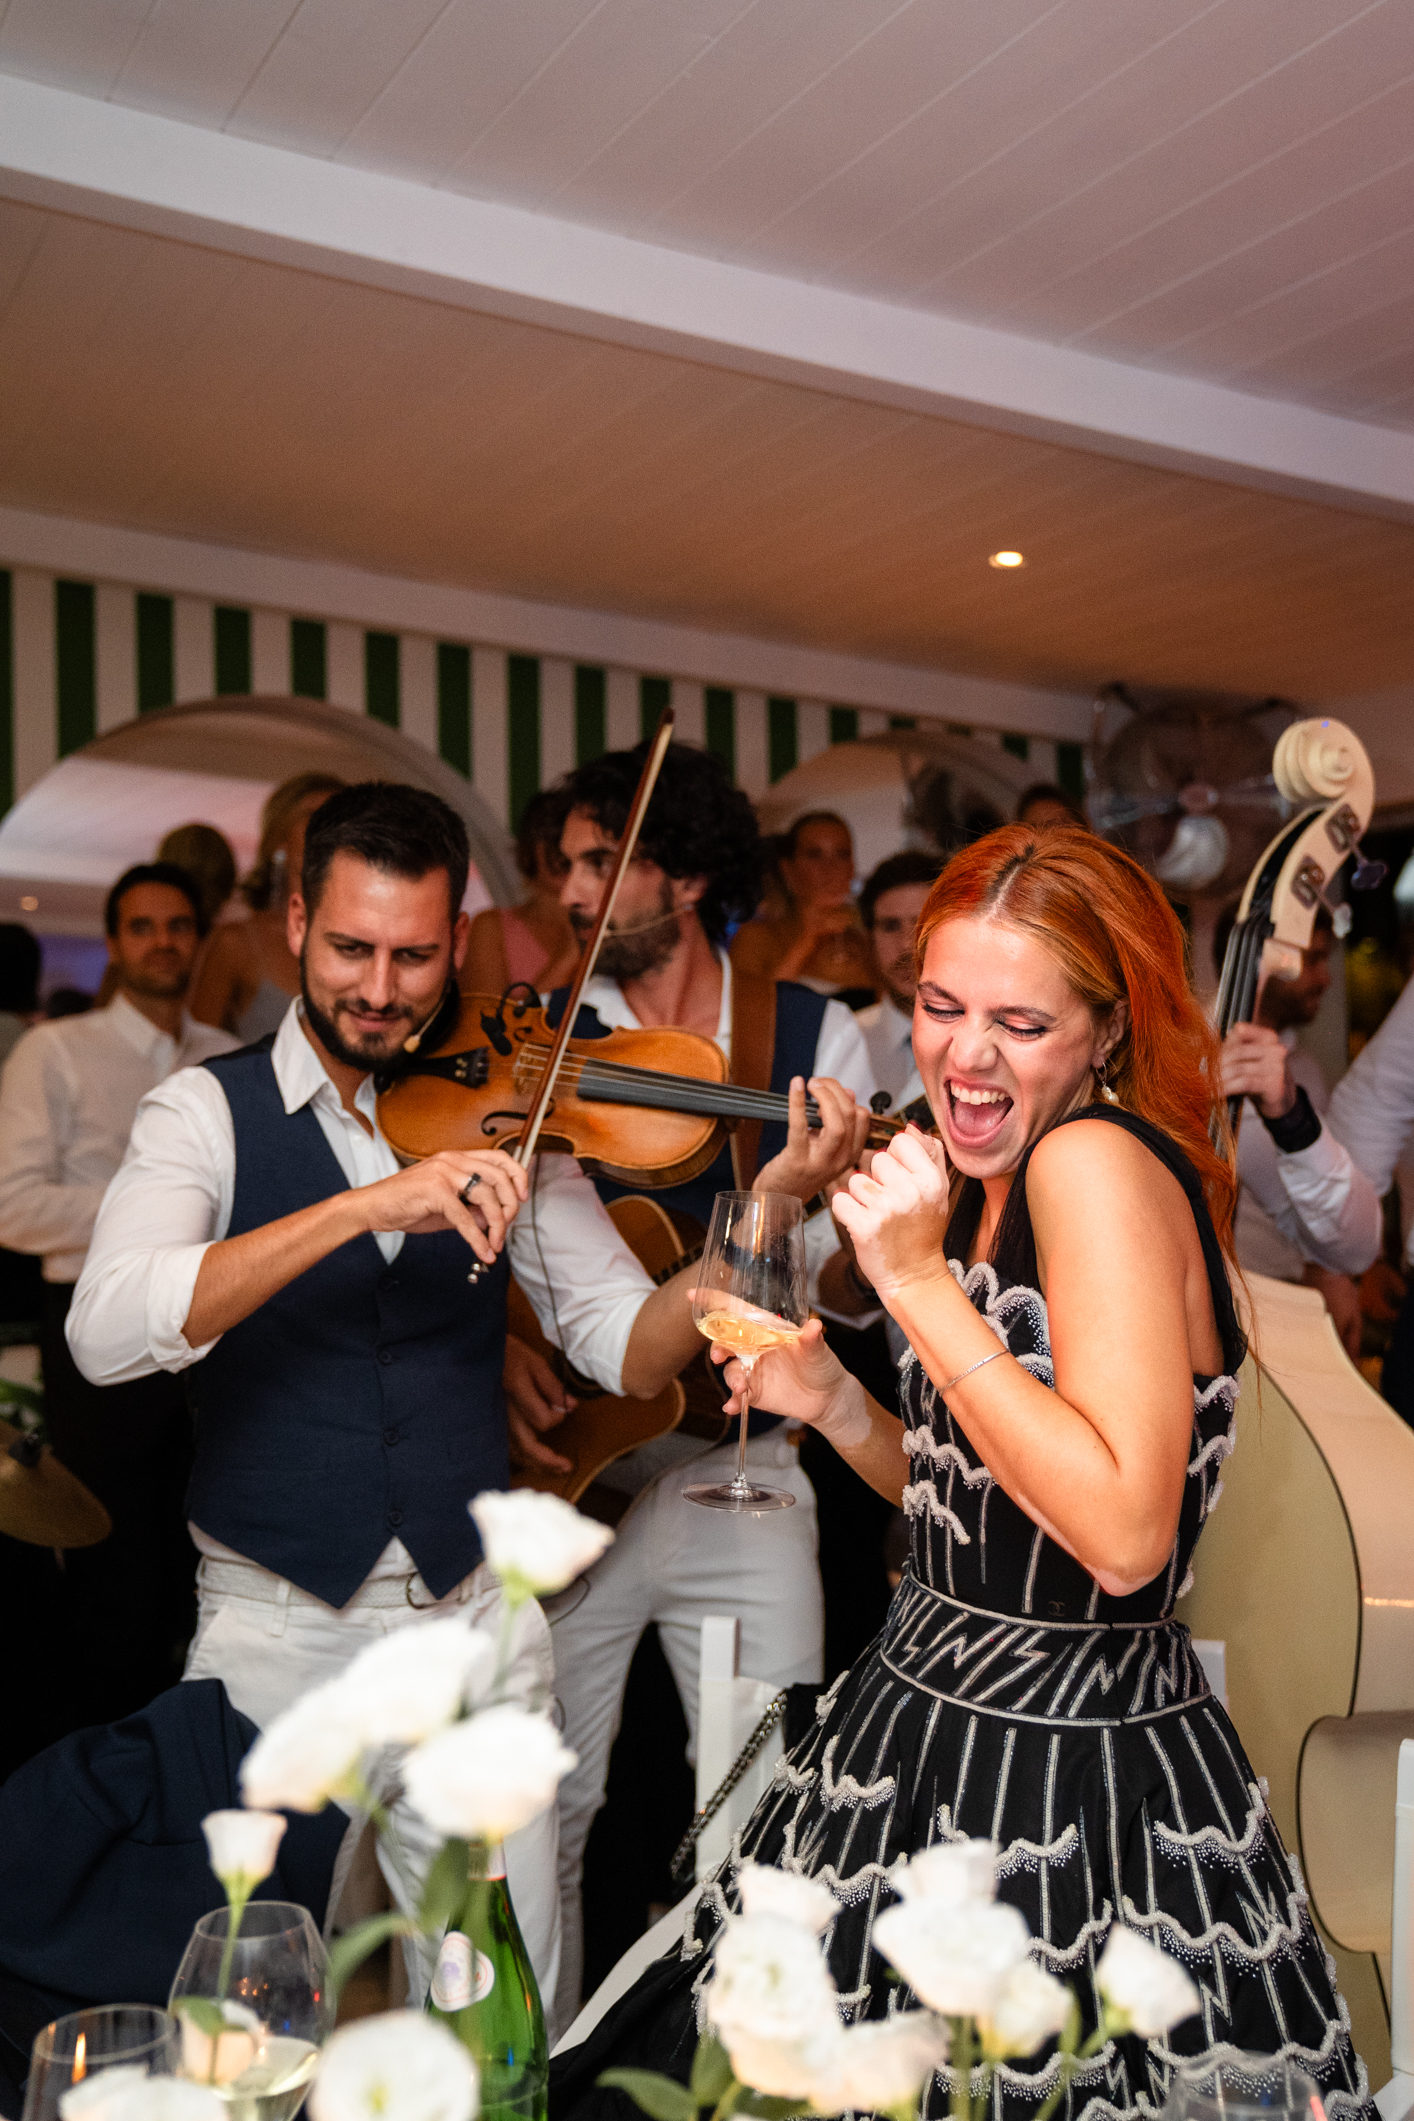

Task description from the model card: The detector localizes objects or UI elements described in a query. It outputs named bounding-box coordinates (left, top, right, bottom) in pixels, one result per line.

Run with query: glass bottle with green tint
left=426, top=1840, right=547, bottom=2121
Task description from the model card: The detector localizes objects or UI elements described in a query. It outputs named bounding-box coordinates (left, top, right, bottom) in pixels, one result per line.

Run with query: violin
left=375, top=985, right=924, bottom=1187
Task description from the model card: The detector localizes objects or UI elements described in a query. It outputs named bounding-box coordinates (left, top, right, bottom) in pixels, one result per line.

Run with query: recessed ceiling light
left=19, top=896, right=38, bottom=912
left=989, top=550, right=1025, bottom=570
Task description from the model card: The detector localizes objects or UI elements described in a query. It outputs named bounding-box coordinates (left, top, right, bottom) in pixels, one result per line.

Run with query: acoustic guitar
left=1182, top=718, right=1414, bottom=2084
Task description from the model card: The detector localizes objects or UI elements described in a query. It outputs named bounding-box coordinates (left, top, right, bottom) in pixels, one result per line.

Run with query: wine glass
left=1165, top=2053, right=1323, bottom=2121
left=168, top=1902, right=331, bottom=2121
left=684, top=1190, right=808, bottom=1513
left=22, top=2006, right=178, bottom=2121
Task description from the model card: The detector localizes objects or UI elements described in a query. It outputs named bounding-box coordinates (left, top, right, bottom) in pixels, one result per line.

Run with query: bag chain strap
left=669, top=1689, right=788, bottom=1885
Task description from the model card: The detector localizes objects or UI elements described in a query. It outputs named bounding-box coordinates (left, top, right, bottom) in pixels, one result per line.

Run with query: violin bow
left=512, top=707, right=675, bottom=1169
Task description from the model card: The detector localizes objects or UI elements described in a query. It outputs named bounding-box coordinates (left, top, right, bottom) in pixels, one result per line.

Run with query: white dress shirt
left=67, top=999, right=655, bottom=1394
left=1328, top=975, right=1414, bottom=1268
left=855, top=995, right=923, bottom=1111
left=0, top=992, right=237, bottom=1281
left=1232, top=1038, right=1382, bottom=1281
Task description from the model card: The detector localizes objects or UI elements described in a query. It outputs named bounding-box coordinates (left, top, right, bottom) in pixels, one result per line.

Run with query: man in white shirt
left=852, top=851, right=942, bottom=1115
left=0, top=863, right=237, bottom=1736
left=64, top=785, right=748, bottom=2024
left=1213, top=906, right=1381, bottom=1357
left=518, top=742, right=875, bottom=2032
left=1328, top=969, right=1414, bottom=1422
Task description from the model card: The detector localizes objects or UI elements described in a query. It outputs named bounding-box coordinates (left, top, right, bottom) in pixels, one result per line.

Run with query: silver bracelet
left=942, top=1348, right=1006, bottom=1394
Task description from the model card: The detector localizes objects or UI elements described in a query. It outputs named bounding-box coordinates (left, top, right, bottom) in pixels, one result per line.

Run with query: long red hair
left=916, top=825, right=1238, bottom=1264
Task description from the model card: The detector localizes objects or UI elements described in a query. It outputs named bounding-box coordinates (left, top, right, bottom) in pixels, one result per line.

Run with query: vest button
left=378, top=1349, right=393, bottom=1365
left=384, top=1427, right=399, bottom=1446
left=388, top=1509, right=404, bottom=1528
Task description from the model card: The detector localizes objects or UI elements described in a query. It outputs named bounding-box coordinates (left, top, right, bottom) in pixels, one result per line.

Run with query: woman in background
left=190, top=772, right=343, bottom=1041
left=730, top=810, right=875, bottom=1005
left=464, top=786, right=578, bottom=998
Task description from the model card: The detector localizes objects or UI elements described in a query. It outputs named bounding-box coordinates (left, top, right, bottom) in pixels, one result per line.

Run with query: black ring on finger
left=458, top=1174, right=482, bottom=1208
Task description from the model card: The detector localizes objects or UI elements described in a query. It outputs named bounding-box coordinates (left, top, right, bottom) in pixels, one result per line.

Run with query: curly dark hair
left=562, top=742, right=761, bottom=946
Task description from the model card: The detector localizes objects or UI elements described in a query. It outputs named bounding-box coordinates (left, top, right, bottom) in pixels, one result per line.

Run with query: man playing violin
left=512, top=741, right=877, bottom=2035
left=66, top=782, right=796, bottom=2031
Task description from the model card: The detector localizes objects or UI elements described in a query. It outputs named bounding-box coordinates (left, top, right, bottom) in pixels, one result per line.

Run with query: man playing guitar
left=503, top=740, right=876, bottom=2034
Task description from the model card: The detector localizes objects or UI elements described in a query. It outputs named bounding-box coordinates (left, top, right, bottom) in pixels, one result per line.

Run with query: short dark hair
left=0, top=925, right=40, bottom=1014
left=105, top=863, right=206, bottom=939
left=562, top=742, right=761, bottom=946
left=783, top=811, right=852, bottom=859
left=515, top=784, right=570, bottom=883
left=301, top=783, right=470, bottom=920
left=1016, top=782, right=1087, bottom=828
left=859, top=851, right=943, bottom=929
left=1213, top=895, right=1333, bottom=979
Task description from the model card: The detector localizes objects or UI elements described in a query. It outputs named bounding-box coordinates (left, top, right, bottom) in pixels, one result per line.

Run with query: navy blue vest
left=544, top=980, right=830, bottom=1230
left=186, top=1041, right=510, bottom=1608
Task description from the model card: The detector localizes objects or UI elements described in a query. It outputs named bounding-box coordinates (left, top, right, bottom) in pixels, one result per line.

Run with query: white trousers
left=549, top=1430, right=824, bottom=2032
left=183, top=1555, right=562, bottom=2032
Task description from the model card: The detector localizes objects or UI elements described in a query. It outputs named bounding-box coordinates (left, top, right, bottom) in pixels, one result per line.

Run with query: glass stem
left=732, top=1360, right=753, bottom=1491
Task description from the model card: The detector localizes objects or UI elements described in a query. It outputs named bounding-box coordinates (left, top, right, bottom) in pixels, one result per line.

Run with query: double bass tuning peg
left=1351, top=855, right=1387, bottom=892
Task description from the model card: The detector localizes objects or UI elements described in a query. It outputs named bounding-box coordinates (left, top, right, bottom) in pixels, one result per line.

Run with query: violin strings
left=516, top=1045, right=816, bottom=1122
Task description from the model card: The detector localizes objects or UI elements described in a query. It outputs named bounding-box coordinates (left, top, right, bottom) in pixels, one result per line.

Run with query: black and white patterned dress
left=551, top=1109, right=1370, bottom=2121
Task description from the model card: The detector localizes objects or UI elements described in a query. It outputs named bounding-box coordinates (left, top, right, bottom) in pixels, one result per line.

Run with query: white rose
left=1095, top=1927, right=1200, bottom=2037
left=872, top=1894, right=1030, bottom=2018
left=805, top=2014, right=948, bottom=2115
left=338, top=1619, right=498, bottom=1746
left=737, top=1865, right=838, bottom=1935
left=89, top=2084, right=225, bottom=2121
left=893, top=1841, right=998, bottom=1906
left=469, top=1490, right=614, bottom=1600
left=707, top=1912, right=841, bottom=2091
left=311, top=2012, right=477, bottom=2121
left=402, top=1705, right=577, bottom=1842
left=202, top=1810, right=287, bottom=1895
left=240, top=1682, right=367, bottom=1813
left=981, top=1959, right=1073, bottom=2058
left=58, top=2067, right=150, bottom=2121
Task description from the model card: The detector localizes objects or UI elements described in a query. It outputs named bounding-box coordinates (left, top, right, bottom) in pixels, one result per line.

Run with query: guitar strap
left=728, top=970, right=777, bottom=1190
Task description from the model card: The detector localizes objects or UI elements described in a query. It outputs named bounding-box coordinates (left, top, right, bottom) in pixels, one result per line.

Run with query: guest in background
left=1016, top=781, right=1088, bottom=829
left=464, top=785, right=577, bottom=997
left=0, top=923, right=40, bottom=1066
left=45, top=987, right=94, bottom=1019
left=1215, top=903, right=1380, bottom=1358
left=730, top=810, right=875, bottom=1004
left=191, top=773, right=343, bottom=1040
left=853, top=850, right=942, bottom=1111
left=1328, top=969, right=1414, bottom=1423
left=0, top=863, right=237, bottom=1740
left=158, top=823, right=237, bottom=931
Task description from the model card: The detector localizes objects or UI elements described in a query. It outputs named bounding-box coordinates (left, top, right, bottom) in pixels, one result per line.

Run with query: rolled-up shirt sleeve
left=1328, top=979, right=1414, bottom=1261
left=1267, top=1124, right=1382, bottom=1275
left=67, top=1070, right=233, bottom=1385
left=0, top=1033, right=106, bottom=1264
left=506, top=1154, right=655, bottom=1396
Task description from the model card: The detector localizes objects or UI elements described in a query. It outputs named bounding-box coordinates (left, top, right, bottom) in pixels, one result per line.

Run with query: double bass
left=1181, top=717, right=1414, bottom=2083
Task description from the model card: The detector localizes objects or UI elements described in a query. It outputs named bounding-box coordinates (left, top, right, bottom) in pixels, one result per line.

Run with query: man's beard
left=570, top=879, right=681, bottom=983
left=122, top=962, right=189, bottom=1001
left=300, top=967, right=417, bottom=1070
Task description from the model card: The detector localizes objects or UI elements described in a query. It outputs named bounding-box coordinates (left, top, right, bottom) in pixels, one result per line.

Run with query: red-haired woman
left=553, top=827, right=1369, bottom=2121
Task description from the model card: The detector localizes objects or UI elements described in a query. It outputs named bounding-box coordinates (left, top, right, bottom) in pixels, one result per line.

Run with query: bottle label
left=431, top=1933, right=496, bottom=2011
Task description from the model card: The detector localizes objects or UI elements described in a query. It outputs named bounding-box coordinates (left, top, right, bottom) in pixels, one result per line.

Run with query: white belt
left=196, top=1555, right=476, bottom=1613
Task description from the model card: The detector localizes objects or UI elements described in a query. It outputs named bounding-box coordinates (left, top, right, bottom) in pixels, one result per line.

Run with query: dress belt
left=195, top=1555, right=476, bottom=1612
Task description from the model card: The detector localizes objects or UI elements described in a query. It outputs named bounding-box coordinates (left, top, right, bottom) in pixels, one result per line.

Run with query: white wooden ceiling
left=1, top=0, right=1410, bottom=429
left=4, top=196, right=1411, bottom=700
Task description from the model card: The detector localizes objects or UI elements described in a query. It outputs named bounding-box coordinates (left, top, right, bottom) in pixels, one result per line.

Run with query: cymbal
left=0, top=1415, right=111, bottom=1548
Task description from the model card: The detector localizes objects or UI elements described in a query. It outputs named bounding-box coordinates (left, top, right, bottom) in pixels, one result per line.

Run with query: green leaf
left=173, top=1998, right=228, bottom=2037
left=690, top=2039, right=735, bottom=2108
left=595, top=2069, right=700, bottom=2121
left=0, top=1380, right=44, bottom=1414
left=326, top=1912, right=417, bottom=2000
left=418, top=1838, right=470, bottom=1935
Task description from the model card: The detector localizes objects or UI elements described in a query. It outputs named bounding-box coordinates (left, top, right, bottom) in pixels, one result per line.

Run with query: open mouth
left=945, top=1080, right=1014, bottom=1147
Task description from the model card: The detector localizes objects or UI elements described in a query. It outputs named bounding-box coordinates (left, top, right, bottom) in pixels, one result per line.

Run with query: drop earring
left=1094, top=1057, right=1120, bottom=1105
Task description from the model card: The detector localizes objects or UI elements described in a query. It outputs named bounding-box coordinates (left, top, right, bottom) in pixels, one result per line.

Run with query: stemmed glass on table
left=22, top=2007, right=179, bottom=2121
left=167, top=1902, right=331, bottom=2121
left=684, top=1191, right=808, bottom=1513
left=1164, top=2055, right=1323, bottom=2121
